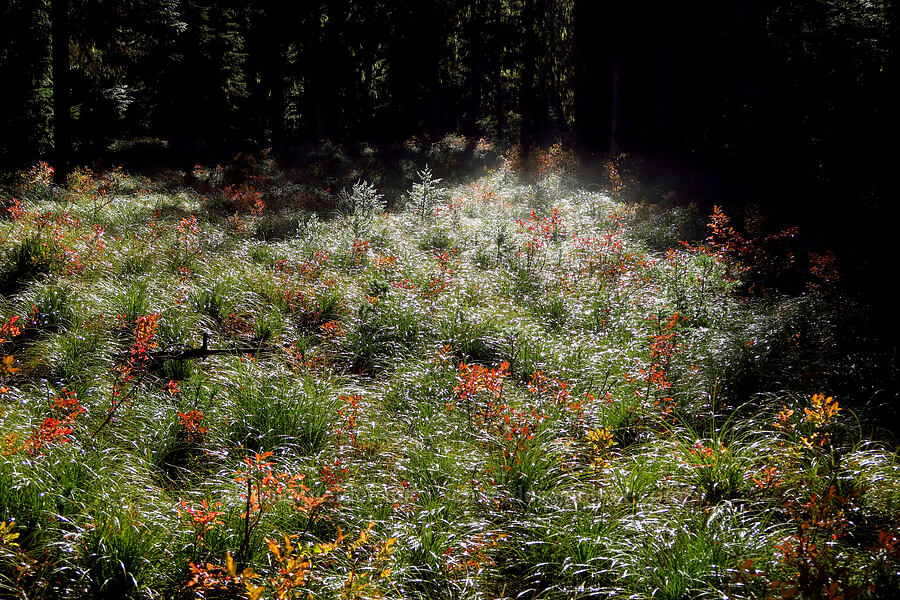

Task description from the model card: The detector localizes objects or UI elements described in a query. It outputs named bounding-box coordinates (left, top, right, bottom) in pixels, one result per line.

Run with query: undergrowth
left=0, top=151, right=897, bottom=599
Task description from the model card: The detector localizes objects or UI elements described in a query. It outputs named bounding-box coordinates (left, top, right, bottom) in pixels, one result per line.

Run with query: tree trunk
left=490, top=0, right=505, bottom=136
left=301, top=5, right=327, bottom=141
left=263, top=7, right=286, bottom=145
left=881, top=0, right=900, bottom=196
left=655, top=12, right=675, bottom=152
left=610, top=47, right=622, bottom=156
left=52, top=0, right=70, bottom=183
left=425, top=2, right=442, bottom=141
left=464, top=0, right=483, bottom=135
left=574, top=0, right=613, bottom=154
left=519, top=0, right=540, bottom=174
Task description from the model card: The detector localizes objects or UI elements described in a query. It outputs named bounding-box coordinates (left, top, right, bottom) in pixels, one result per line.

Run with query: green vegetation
left=1, top=150, right=897, bottom=599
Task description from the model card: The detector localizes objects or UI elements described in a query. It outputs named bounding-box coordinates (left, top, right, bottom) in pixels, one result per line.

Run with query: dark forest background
left=2, top=0, right=898, bottom=337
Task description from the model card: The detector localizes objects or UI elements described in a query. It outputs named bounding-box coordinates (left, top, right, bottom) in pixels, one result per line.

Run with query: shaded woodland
left=2, top=1, right=894, bottom=185
left=4, top=1, right=898, bottom=306
left=2, top=3, right=900, bottom=598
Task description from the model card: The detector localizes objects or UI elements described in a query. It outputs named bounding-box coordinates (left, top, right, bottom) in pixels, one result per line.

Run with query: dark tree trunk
left=574, top=0, right=612, bottom=154
left=881, top=0, right=900, bottom=196
left=656, top=33, right=675, bottom=150
left=609, top=40, right=623, bottom=155
left=301, top=4, right=328, bottom=141
left=730, top=0, right=765, bottom=163
left=52, top=0, right=70, bottom=183
left=320, top=0, right=348, bottom=139
left=425, top=2, right=442, bottom=140
left=262, top=7, right=286, bottom=145
left=490, top=0, right=505, bottom=136
left=464, top=0, right=483, bottom=134
left=246, top=9, right=267, bottom=142
left=519, top=0, right=540, bottom=171
left=868, top=0, right=900, bottom=344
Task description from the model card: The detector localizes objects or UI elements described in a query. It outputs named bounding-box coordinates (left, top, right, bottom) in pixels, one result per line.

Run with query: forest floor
left=1, top=145, right=898, bottom=599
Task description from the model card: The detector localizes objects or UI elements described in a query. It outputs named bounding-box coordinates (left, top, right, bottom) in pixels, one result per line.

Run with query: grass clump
left=221, top=360, right=338, bottom=455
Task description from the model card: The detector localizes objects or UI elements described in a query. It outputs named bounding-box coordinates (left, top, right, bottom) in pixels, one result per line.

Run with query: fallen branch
left=148, top=333, right=271, bottom=361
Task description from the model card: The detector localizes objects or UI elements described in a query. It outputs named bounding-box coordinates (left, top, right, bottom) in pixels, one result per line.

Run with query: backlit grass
left=1, top=151, right=897, bottom=599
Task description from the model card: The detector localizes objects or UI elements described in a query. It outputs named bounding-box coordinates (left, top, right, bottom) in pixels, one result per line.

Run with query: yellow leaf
left=1, top=355, right=19, bottom=375
left=226, top=552, right=236, bottom=577
left=380, top=568, right=392, bottom=578
left=357, top=528, right=370, bottom=546
left=1, top=521, right=20, bottom=548
left=245, top=584, right=264, bottom=600
left=267, top=537, right=282, bottom=561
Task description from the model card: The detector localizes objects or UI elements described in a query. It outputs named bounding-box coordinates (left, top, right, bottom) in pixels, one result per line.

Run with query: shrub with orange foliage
left=515, top=208, right=564, bottom=270
left=178, top=410, right=208, bottom=445
left=232, top=451, right=335, bottom=570
left=535, top=143, right=576, bottom=177
left=177, top=499, right=224, bottom=545
left=337, top=394, right=361, bottom=448
left=772, top=485, right=864, bottom=600
left=454, top=361, right=509, bottom=412
left=9, top=388, right=87, bottom=455
left=637, top=312, right=687, bottom=416
left=92, top=314, right=159, bottom=437
left=0, top=315, right=22, bottom=379
left=224, top=184, right=265, bottom=215
left=349, top=238, right=370, bottom=267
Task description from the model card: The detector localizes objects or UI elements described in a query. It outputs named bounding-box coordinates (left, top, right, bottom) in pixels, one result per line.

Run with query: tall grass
left=0, top=152, right=896, bottom=599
